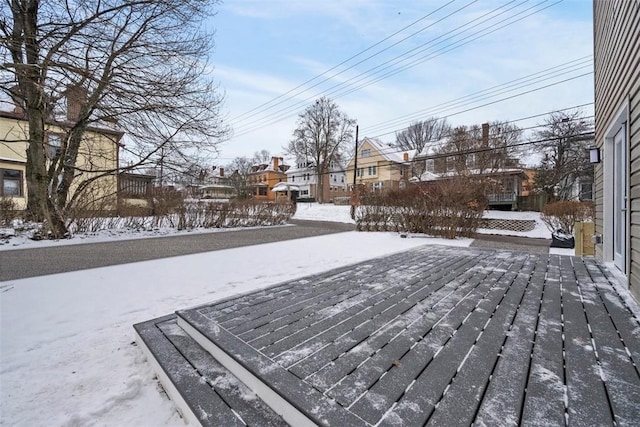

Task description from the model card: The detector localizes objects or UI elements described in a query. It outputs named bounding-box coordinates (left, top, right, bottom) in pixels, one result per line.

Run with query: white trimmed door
left=613, top=126, right=627, bottom=272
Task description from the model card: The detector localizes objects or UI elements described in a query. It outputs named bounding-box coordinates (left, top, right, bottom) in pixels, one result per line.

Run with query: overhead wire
left=278, top=129, right=595, bottom=180
left=278, top=108, right=594, bottom=179
left=331, top=0, right=563, bottom=101
left=370, top=72, right=593, bottom=139
left=230, top=0, right=563, bottom=138
left=365, top=56, right=592, bottom=133
left=229, top=0, right=462, bottom=122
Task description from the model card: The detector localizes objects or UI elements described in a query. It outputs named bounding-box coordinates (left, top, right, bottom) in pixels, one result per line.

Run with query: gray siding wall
left=593, top=0, right=640, bottom=299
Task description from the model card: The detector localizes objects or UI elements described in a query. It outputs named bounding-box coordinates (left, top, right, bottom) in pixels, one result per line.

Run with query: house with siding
left=285, top=155, right=347, bottom=202
left=247, top=156, right=289, bottom=201
left=345, top=137, right=415, bottom=192
left=0, top=105, right=122, bottom=212
left=593, top=0, right=640, bottom=300
left=414, top=138, right=534, bottom=210
left=198, top=167, right=236, bottom=201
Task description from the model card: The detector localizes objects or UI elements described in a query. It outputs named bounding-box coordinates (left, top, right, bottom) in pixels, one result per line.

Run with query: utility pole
left=350, top=126, right=359, bottom=220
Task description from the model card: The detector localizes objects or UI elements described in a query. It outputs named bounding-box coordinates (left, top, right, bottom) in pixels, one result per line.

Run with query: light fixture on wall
left=589, top=147, right=601, bottom=164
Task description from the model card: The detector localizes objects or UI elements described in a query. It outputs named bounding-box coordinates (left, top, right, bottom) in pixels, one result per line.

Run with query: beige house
left=345, top=137, right=415, bottom=192
left=593, top=1, right=640, bottom=300
left=0, top=108, right=122, bottom=211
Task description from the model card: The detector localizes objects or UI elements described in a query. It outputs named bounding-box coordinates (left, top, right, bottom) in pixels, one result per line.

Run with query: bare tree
left=395, top=117, right=451, bottom=154
left=287, top=97, right=355, bottom=203
left=435, top=121, right=523, bottom=174
left=252, top=149, right=271, bottom=165
left=1, top=0, right=227, bottom=237
left=534, top=110, right=594, bottom=201
left=227, top=156, right=253, bottom=199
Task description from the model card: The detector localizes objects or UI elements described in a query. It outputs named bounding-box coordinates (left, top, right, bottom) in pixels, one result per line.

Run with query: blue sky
left=207, top=0, right=594, bottom=164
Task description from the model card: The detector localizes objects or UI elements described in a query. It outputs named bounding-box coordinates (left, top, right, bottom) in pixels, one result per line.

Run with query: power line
left=371, top=72, right=593, bottom=139
left=230, top=0, right=562, bottom=138
left=362, top=111, right=594, bottom=160
left=232, top=58, right=590, bottom=142
left=229, top=0, right=462, bottom=123
left=278, top=129, right=595, bottom=180
left=267, top=110, right=594, bottom=179
left=331, top=0, right=563, bottom=102
left=365, top=56, right=592, bottom=133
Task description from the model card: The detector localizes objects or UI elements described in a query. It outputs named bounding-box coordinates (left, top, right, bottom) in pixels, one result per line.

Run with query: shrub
left=541, top=200, right=594, bottom=234
left=355, top=177, right=487, bottom=239
left=66, top=198, right=296, bottom=234
left=0, top=198, right=18, bottom=227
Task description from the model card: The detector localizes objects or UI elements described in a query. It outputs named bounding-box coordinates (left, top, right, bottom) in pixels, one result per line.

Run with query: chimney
left=273, top=156, right=280, bottom=170
left=403, top=152, right=409, bottom=162
left=219, top=167, right=224, bottom=177
left=482, top=123, right=489, bottom=146
left=65, top=85, right=87, bottom=121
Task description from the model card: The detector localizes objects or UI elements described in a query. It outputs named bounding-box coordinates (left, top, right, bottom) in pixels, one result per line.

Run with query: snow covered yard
left=0, top=203, right=570, bottom=425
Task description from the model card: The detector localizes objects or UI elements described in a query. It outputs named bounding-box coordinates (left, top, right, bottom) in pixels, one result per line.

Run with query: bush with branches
left=540, top=200, right=594, bottom=234
left=355, top=178, right=487, bottom=238
left=66, top=199, right=295, bottom=235
left=0, top=198, right=18, bottom=227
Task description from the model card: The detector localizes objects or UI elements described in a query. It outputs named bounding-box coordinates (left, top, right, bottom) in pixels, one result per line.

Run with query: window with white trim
left=426, top=159, right=435, bottom=172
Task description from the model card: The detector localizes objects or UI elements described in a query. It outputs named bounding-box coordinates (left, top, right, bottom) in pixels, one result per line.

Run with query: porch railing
left=487, top=192, right=517, bottom=202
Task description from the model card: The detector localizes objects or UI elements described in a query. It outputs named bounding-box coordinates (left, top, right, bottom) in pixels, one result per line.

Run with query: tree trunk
left=12, top=1, right=69, bottom=238
left=316, top=170, right=324, bottom=203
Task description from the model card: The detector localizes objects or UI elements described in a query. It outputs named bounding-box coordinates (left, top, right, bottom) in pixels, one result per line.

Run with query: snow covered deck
left=135, top=245, right=640, bottom=426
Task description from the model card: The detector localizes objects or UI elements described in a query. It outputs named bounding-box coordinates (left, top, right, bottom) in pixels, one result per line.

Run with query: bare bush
left=67, top=199, right=295, bottom=235
left=355, top=178, right=486, bottom=239
left=541, top=200, right=594, bottom=234
left=0, top=198, right=18, bottom=227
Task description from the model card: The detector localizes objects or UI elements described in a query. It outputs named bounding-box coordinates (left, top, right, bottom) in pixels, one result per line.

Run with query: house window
left=372, top=181, right=383, bottom=190
left=426, top=159, right=435, bottom=172
left=291, top=176, right=295, bottom=182
left=466, top=153, right=476, bottom=168
left=341, top=176, right=345, bottom=183
left=580, top=182, right=594, bottom=201
left=332, top=174, right=336, bottom=182
left=1, top=168, right=23, bottom=196
left=45, top=133, right=63, bottom=159
left=356, top=168, right=365, bottom=177
left=447, top=157, right=455, bottom=172
left=258, top=186, right=267, bottom=196
left=368, top=166, right=377, bottom=176
left=361, top=149, right=371, bottom=158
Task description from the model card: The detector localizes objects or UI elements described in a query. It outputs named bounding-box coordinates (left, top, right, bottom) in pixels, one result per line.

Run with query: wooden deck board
left=136, top=245, right=640, bottom=426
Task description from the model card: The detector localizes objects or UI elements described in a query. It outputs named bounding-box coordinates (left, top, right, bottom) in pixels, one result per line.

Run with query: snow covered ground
left=0, top=204, right=564, bottom=426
